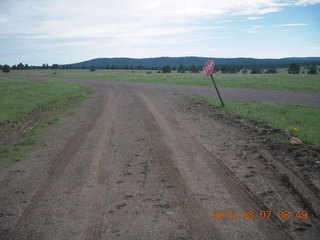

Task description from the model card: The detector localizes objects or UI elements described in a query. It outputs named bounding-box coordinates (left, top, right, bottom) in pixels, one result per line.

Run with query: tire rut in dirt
left=138, top=92, right=222, bottom=239
left=138, top=92, right=294, bottom=240
left=84, top=89, right=193, bottom=239
left=6, top=90, right=119, bottom=240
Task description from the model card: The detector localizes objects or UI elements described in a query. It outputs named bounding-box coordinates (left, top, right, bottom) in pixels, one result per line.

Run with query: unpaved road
left=0, top=79, right=319, bottom=239
left=8, top=75, right=320, bottom=108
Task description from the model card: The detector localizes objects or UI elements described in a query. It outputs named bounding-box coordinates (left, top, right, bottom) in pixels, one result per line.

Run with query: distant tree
left=25, top=64, right=29, bottom=69
left=51, top=64, right=59, bottom=69
left=42, top=63, right=49, bottom=69
left=265, top=68, right=278, bottom=74
left=178, top=64, right=186, bottom=73
left=137, top=65, right=144, bottom=70
left=161, top=65, right=171, bottom=73
left=90, top=66, right=96, bottom=72
left=190, top=65, right=199, bottom=73
left=229, top=67, right=237, bottom=74
left=172, top=66, right=177, bottom=71
left=17, top=63, right=25, bottom=70
left=307, top=66, right=317, bottom=74
left=242, top=69, right=248, bottom=74
left=250, top=67, right=262, bottom=74
left=221, top=66, right=228, bottom=73
left=2, top=64, right=10, bottom=73
left=287, top=63, right=300, bottom=74
left=62, top=65, right=72, bottom=69
left=11, top=65, right=17, bottom=70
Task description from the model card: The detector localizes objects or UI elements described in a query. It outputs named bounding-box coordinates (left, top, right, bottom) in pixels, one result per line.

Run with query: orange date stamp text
left=211, top=210, right=309, bottom=220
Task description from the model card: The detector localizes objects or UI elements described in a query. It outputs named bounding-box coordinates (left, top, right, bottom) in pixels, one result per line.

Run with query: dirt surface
left=0, top=79, right=319, bottom=239
left=8, top=75, right=320, bottom=108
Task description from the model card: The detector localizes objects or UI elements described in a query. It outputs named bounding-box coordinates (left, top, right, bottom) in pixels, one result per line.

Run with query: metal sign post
left=209, top=73, right=224, bottom=107
left=202, top=60, right=225, bottom=107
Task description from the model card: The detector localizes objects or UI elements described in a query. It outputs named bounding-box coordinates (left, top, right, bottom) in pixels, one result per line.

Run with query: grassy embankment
left=6, top=69, right=320, bottom=92
left=0, top=78, right=92, bottom=171
left=188, top=95, right=320, bottom=147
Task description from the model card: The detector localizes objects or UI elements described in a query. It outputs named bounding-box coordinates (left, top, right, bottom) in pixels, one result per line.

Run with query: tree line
left=1, top=62, right=318, bottom=74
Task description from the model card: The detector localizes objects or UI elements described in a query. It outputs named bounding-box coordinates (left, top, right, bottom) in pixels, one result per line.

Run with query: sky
left=0, top=0, right=320, bottom=66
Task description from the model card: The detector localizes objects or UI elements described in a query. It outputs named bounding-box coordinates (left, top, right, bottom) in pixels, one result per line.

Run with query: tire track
left=2, top=82, right=316, bottom=239
left=138, top=92, right=223, bottom=240
left=84, top=90, right=119, bottom=240
left=6, top=90, right=119, bottom=240
left=138, top=91, right=294, bottom=240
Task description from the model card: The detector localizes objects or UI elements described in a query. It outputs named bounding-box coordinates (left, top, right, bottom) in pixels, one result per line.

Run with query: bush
left=2, top=64, right=10, bottom=73
left=90, top=66, right=96, bottom=72
left=307, top=66, right=317, bottom=75
left=161, top=65, right=171, bottom=73
left=287, top=63, right=300, bottom=74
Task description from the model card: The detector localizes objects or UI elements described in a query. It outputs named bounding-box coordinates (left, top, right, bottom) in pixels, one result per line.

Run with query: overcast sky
left=0, top=0, right=320, bottom=65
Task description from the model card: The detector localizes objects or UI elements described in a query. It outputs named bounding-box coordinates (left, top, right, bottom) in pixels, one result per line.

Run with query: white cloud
left=0, top=0, right=298, bottom=55
left=272, top=23, right=309, bottom=27
left=0, top=0, right=319, bottom=64
left=247, top=16, right=263, bottom=20
left=295, top=0, right=320, bottom=5
left=246, top=25, right=262, bottom=33
left=0, top=0, right=301, bottom=41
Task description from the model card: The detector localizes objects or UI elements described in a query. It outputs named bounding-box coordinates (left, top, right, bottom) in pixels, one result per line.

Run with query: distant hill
left=69, top=57, right=320, bottom=69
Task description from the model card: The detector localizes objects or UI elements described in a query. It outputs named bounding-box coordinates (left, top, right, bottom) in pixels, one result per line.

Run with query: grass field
left=3, top=69, right=320, bottom=92
left=188, top=95, right=320, bottom=147
left=0, top=78, right=92, bottom=170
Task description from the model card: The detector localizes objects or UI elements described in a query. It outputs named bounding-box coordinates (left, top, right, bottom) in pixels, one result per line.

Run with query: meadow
left=4, top=69, right=320, bottom=92
left=0, top=78, right=92, bottom=170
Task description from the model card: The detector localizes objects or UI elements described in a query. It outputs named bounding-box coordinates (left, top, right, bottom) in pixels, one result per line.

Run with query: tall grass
left=188, top=95, right=320, bottom=147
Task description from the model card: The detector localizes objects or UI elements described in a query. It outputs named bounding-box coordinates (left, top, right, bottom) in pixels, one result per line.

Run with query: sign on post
left=203, top=60, right=215, bottom=76
left=203, top=60, right=225, bottom=107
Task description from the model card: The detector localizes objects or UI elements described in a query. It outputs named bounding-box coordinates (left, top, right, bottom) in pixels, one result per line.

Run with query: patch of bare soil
left=0, top=86, right=319, bottom=240
left=0, top=110, right=44, bottom=146
left=0, top=98, right=78, bottom=146
left=181, top=98, right=320, bottom=236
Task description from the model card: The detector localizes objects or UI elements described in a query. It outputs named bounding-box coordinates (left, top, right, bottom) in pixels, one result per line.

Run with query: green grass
left=0, top=78, right=93, bottom=170
left=0, top=78, right=92, bottom=132
left=4, top=69, right=320, bottom=92
left=188, top=95, right=320, bottom=147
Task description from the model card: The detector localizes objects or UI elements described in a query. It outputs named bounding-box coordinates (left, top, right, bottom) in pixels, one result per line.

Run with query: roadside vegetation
left=0, top=78, right=93, bottom=170
left=3, top=68, right=320, bottom=92
left=188, top=95, right=320, bottom=147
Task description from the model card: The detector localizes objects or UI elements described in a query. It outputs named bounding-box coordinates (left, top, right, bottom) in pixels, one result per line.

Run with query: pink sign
left=203, top=60, right=215, bottom=76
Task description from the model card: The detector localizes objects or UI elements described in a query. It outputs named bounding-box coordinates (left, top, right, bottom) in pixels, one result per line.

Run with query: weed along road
left=0, top=79, right=319, bottom=239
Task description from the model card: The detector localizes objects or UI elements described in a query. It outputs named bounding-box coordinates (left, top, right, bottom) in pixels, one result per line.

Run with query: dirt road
left=8, top=75, right=320, bottom=108
left=0, top=80, right=319, bottom=239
